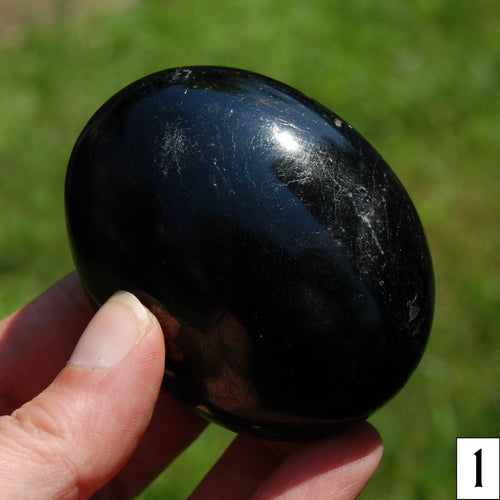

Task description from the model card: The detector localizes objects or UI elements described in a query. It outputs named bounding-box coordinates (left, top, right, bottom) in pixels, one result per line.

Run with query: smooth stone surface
left=65, top=66, right=434, bottom=440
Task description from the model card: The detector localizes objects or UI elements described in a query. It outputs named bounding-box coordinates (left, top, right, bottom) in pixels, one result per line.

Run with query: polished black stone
left=65, top=66, right=434, bottom=440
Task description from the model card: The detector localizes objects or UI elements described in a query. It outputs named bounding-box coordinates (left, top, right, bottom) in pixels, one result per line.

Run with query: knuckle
left=3, top=400, right=90, bottom=499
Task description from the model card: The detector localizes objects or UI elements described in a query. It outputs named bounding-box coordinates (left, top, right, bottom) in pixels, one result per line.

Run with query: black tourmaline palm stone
left=65, top=66, right=434, bottom=440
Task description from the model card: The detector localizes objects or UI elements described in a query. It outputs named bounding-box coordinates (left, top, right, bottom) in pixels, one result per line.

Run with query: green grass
left=1, top=1, right=498, bottom=498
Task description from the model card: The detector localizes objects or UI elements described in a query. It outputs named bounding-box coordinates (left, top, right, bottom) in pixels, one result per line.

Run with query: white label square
left=457, top=437, right=500, bottom=499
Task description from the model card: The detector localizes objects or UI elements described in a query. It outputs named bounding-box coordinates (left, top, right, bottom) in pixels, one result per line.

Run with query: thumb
left=0, top=291, right=165, bottom=499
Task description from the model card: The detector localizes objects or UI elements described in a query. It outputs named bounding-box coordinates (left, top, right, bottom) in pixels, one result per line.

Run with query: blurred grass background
left=0, top=0, right=498, bottom=498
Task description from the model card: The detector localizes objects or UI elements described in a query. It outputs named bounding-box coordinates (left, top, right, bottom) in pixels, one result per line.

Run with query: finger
left=98, top=390, right=208, bottom=499
left=189, top=434, right=297, bottom=500
left=0, top=272, right=94, bottom=413
left=252, top=423, right=383, bottom=500
left=0, top=274, right=209, bottom=497
left=190, top=422, right=383, bottom=500
left=0, top=291, right=164, bottom=499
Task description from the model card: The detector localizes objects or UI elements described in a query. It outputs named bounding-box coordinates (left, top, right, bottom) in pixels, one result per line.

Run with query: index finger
left=0, top=272, right=94, bottom=413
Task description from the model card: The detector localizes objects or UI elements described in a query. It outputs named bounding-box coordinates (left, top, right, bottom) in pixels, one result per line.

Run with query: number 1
left=474, top=448, right=482, bottom=487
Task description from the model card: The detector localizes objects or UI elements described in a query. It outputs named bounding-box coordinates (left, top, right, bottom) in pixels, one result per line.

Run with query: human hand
left=0, top=272, right=383, bottom=499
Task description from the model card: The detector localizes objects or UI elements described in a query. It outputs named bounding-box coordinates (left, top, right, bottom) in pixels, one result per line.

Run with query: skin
left=0, top=272, right=383, bottom=499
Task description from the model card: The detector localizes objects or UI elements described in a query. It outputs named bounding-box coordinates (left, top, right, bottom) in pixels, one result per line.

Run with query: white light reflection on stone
left=272, top=126, right=300, bottom=153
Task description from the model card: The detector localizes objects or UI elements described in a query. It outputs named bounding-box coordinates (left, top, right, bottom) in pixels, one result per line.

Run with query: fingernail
left=69, top=291, right=153, bottom=368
